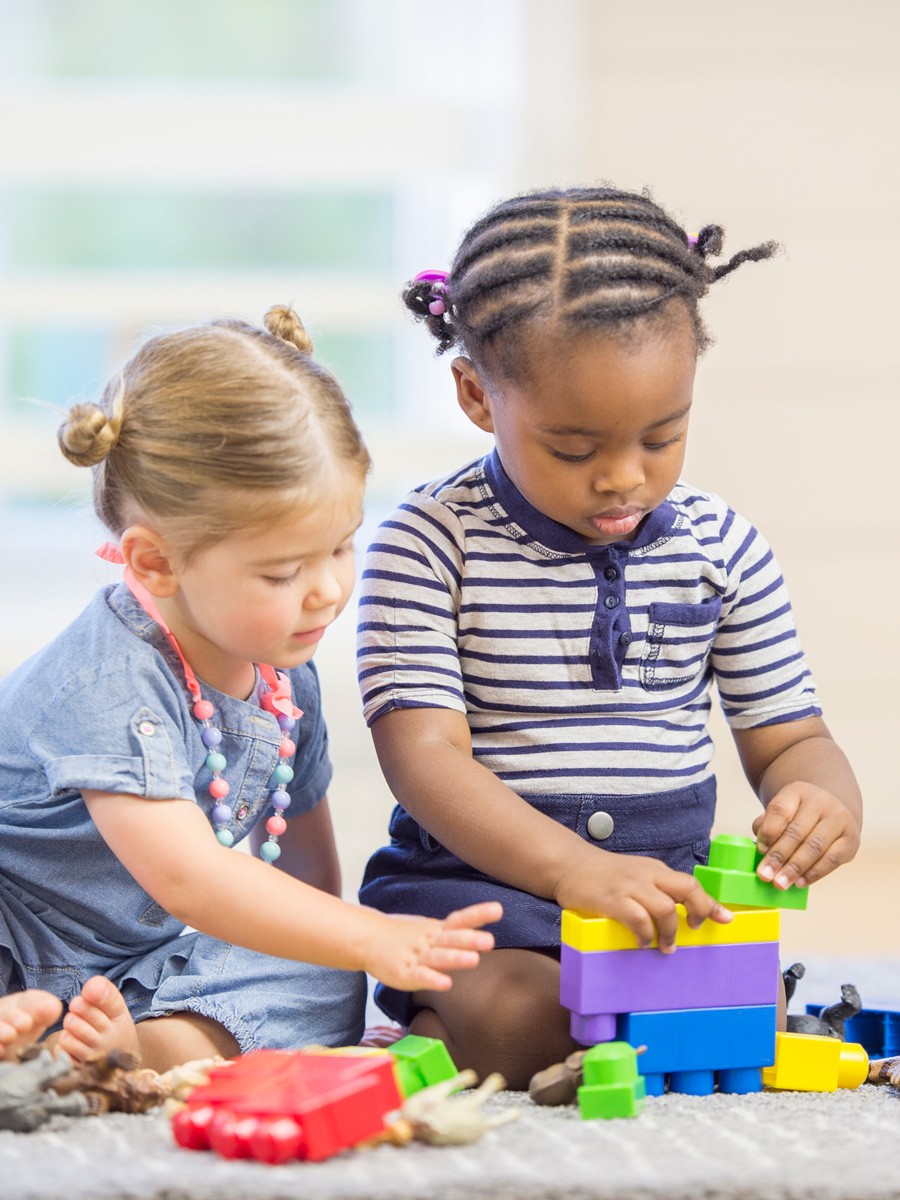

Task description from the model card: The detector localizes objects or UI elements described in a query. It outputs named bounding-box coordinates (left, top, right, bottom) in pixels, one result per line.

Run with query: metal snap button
left=587, top=811, right=615, bottom=840
left=604, top=595, right=619, bottom=609
left=236, top=804, right=249, bottom=820
left=138, top=721, right=155, bottom=736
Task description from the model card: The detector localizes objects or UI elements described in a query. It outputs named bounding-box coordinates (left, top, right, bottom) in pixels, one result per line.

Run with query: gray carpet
left=4, top=957, right=900, bottom=1200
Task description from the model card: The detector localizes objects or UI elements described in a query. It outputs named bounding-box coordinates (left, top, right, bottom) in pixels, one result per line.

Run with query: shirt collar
left=482, top=447, right=678, bottom=557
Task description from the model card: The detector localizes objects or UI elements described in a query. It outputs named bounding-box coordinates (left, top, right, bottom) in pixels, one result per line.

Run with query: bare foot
left=58, top=976, right=141, bottom=1064
left=0, top=990, right=63, bottom=1060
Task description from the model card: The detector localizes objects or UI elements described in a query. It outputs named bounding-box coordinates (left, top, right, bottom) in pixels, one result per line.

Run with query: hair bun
left=264, top=305, right=314, bottom=356
left=57, top=402, right=121, bottom=467
left=695, top=225, right=725, bottom=258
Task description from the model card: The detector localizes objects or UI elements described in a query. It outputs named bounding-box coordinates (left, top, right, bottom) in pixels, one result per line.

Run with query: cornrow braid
left=402, top=186, right=778, bottom=376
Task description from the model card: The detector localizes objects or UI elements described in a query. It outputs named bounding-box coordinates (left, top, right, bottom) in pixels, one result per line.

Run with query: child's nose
left=591, top=454, right=645, bottom=496
left=305, top=563, right=344, bottom=608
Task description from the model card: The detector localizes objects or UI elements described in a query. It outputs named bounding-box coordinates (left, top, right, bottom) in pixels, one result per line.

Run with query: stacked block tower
left=560, top=834, right=807, bottom=1096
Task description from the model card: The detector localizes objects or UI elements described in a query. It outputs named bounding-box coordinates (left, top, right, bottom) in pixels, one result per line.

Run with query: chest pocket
left=640, top=597, right=723, bottom=691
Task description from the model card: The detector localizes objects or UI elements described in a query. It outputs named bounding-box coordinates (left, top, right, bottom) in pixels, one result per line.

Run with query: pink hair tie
left=414, top=269, right=448, bottom=316
left=687, top=233, right=699, bottom=248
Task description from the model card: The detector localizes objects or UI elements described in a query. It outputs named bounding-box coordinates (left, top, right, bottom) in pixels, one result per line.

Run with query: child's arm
left=732, top=715, right=862, bottom=890
left=248, top=796, right=342, bottom=897
left=371, top=707, right=731, bottom=954
left=82, top=789, right=501, bottom=992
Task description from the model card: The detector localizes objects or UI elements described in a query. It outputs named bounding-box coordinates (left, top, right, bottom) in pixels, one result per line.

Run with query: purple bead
left=271, top=789, right=290, bottom=811
left=277, top=713, right=296, bottom=732
left=201, top=726, right=223, bottom=747
left=212, top=803, right=232, bottom=825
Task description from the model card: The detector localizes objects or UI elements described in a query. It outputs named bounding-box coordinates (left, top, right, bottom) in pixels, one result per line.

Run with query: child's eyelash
left=264, top=572, right=300, bottom=587
left=549, top=435, right=683, bottom=463
left=644, top=435, right=684, bottom=451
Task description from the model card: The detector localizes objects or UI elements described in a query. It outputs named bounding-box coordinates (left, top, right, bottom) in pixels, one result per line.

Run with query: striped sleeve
left=357, top=495, right=467, bottom=726
left=712, top=513, right=821, bottom=729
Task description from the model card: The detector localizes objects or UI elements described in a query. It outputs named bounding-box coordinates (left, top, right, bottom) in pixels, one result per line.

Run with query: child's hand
left=752, top=783, right=860, bottom=890
left=555, top=852, right=731, bottom=954
left=363, top=901, right=503, bottom=993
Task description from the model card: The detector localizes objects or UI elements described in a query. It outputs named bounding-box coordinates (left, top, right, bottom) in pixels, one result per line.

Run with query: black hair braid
left=401, top=278, right=455, bottom=353
left=402, top=186, right=779, bottom=375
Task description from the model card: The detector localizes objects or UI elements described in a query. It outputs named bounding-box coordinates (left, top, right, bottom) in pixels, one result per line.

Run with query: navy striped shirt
left=357, top=450, right=821, bottom=795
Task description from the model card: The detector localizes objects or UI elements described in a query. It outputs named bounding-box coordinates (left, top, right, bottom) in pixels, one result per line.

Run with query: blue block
left=617, top=1005, right=777, bottom=1076
left=806, top=1003, right=900, bottom=1058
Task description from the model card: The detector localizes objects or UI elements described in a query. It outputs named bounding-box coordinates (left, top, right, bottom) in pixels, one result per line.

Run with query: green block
left=694, top=835, right=808, bottom=910
left=389, top=1034, right=457, bottom=1097
left=578, top=1076, right=646, bottom=1119
left=582, top=1041, right=640, bottom=1086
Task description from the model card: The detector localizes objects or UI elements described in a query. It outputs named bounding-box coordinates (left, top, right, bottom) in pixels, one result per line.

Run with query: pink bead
left=194, top=700, right=215, bottom=720
left=266, top=814, right=287, bottom=837
left=209, top=778, right=230, bottom=799
left=279, top=738, right=295, bottom=758
left=428, top=298, right=445, bottom=316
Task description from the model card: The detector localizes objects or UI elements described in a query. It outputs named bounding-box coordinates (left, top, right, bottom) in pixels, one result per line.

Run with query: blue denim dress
left=0, top=584, right=365, bottom=1051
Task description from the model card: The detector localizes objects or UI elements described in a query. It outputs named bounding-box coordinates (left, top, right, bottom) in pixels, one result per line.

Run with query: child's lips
left=590, top=508, right=644, bottom=536
left=292, top=626, right=327, bottom=644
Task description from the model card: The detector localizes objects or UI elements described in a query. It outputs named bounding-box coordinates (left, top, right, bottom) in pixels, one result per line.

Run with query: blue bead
left=206, top=752, right=227, bottom=773
left=212, top=804, right=232, bottom=825
left=277, top=714, right=296, bottom=732
left=271, top=763, right=294, bottom=785
left=260, top=839, right=281, bottom=862
left=216, top=828, right=235, bottom=847
left=201, top=727, right=223, bottom=747
left=271, top=789, right=290, bottom=811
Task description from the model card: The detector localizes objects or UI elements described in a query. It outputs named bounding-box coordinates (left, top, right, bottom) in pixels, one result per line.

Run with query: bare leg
left=0, top=990, right=63, bottom=1060
left=409, top=947, right=579, bottom=1091
left=57, top=976, right=238, bottom=1071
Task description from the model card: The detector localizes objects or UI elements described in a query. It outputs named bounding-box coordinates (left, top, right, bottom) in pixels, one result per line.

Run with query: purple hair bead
left=201, top=726, right=222, bottom=747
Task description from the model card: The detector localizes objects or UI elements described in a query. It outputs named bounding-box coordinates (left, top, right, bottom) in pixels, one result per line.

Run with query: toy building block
left=172, top=1050, right=403, bottom=1163
left=389, top=1034, right=458, bottom=1098
left=617, top=1004, right=777, bottom=1096
left=694, top=835, right=808, bottom=910
left=561, top=939, right=779, bottom=1044
left=577, top=1042, right=646, bottom=1119
left=562, top=904, right=779, bottom=953
left=806, top=1002, right=900, bottom=1059
left=761, top=1032, right=868, bottom=1093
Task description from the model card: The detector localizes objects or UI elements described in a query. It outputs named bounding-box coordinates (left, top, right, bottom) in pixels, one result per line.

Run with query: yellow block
left=762, top=1032, right=868, bottom=1092
left=560, top=904, right=780, bottom=951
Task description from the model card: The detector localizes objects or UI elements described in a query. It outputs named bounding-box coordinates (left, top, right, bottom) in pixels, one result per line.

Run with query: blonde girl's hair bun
left=264, top=305, right=314, bottom=356
left=57, top=400, right=123, bottom=467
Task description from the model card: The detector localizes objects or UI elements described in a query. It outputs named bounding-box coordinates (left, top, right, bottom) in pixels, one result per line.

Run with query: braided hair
left=402, top=186, right=777, bottom=378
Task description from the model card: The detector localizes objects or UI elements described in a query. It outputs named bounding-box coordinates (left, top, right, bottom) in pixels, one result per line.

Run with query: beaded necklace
left=97, top=543, right=303, bottom=862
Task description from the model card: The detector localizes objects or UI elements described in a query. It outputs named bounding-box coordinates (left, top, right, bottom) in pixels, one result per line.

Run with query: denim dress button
left=604, top=595, right=619, bottom=609
left=587, top=811, right=615, bottom=840
left=138, top=721, right=155, bottom=736
left=236, top=804, right=249, bottom=820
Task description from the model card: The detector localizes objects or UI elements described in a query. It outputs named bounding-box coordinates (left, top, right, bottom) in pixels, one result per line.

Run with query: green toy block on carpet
left=693, top=834, right=808, bottom=910
left=577, top=1042, right=646, bottom=1119
left=389, top=1034, right=458, bottom=1098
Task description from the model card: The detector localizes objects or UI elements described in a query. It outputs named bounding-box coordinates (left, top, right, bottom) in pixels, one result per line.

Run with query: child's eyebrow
left=537, top=404, right=692, bottom=437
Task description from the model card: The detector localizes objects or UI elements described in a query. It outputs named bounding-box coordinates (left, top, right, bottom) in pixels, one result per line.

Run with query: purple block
left=560, top=941, right=779, bottom=1023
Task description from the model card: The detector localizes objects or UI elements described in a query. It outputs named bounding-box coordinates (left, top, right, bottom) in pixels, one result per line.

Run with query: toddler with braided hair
left=357, top=186, right=862, bottom=1089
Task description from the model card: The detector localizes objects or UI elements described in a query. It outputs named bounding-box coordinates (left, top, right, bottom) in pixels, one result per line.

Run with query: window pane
left=4, top=188, right=393, bottom=272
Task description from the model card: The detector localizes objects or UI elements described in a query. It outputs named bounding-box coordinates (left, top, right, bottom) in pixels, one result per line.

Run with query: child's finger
left=669, top=872, right=733, bottom=930
left=435, top=928, right=496, bottom=952
left=756, top=812, right=819, bottom=885
left=406, top=966, right=453, bottom=992
left=611, top=898, right=658, bottom=950
left=643, top=895, right=680, bottom=955
left=795, top=832, right=856, bottom=886
left=441, top=902, right=504, bottom=930
left=423, top=947, right=481, bottom=971
left=753, top=793, right=803, bottom=858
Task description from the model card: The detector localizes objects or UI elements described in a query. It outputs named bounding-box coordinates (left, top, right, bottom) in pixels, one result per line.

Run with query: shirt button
left=619, top=632, right=633, bottom=646
left=604, top=566, right=618, bottom=581
left=236, top=805, right=249, bottom=820
left=138, top=721, right=155, bottom=736
left=604, top=595, right=619, bottom=609
left=587, top=811, right=615, bottom=841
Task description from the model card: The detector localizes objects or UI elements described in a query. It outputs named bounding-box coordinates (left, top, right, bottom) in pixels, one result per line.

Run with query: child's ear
left=451, top=357, right=495, bottom=434
left=120, top=526, right=180, bottom=598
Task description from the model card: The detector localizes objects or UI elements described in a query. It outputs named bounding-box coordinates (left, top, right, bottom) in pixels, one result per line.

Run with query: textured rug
left=3, top=956, right=899, bottom=1200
